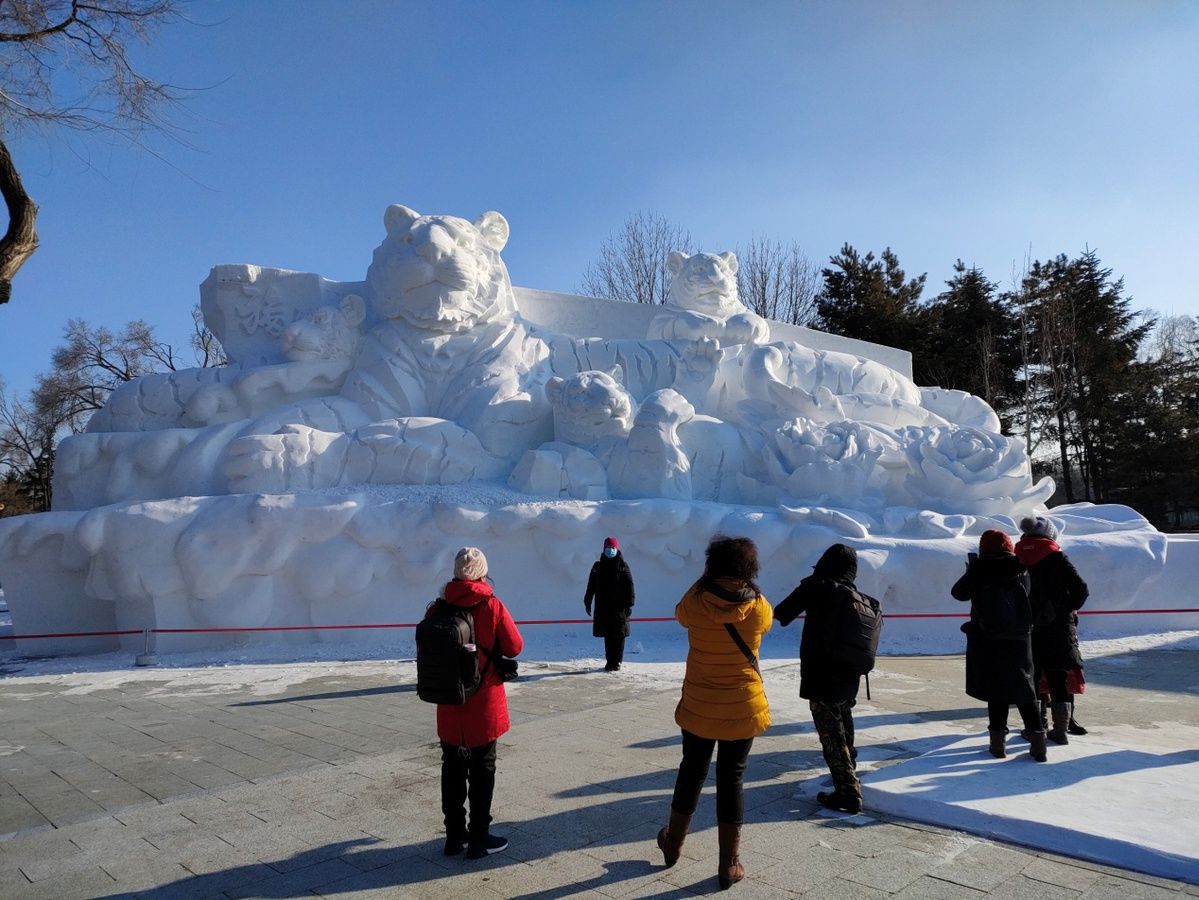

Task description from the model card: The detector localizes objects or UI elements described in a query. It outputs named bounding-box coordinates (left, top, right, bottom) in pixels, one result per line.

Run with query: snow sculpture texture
left=59, top=202, right=1050, bottom=514
left=2, top=201, right=1179, bottom=655
left=648, top=250, right=770, bottom=345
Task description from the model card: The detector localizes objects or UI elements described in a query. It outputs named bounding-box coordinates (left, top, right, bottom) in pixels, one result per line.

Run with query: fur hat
left=454, top=546, right=488, bottom=581
left=1019, top=515, right=1059, bottom=541
left=603, top=536, right=619, bottom=550
left=979, top=529, right=1015, bottom=556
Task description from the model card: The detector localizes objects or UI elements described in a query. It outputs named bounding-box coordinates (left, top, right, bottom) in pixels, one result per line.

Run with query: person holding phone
left=952, top=530, right=1047, bottom=761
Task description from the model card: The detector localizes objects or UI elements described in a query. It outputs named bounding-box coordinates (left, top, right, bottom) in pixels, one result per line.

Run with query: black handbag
left=483, top=644, right=519, bottom=681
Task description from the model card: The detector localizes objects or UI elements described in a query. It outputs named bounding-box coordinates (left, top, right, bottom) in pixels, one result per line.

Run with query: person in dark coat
left=584, top=536, right=635, bottom=671
left=775, top=543, right=866, bottom=813
left=952, top=529, right=1047, bottom=762
left=1015, top=515, right=1089, bottom=746
left=432, top=547, right=524, bottom=859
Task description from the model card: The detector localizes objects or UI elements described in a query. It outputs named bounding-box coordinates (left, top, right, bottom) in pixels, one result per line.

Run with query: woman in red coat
left=434, top=547, right=524, bottom=859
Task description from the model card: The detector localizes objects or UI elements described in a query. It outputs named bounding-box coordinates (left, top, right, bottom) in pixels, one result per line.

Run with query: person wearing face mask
left=584, top=536, right=636, bottom=671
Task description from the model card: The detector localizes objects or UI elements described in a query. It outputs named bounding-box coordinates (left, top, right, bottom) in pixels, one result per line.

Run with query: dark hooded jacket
left=951, top=552, right=1036, bottom=705
left=774, top=544, right=863, bottom=703
left=1015, top=535, right=1088, bottom=671
left=584, top=551, right=635, bottom=637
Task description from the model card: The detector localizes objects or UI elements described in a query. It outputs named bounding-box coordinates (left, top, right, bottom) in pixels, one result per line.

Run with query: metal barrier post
left=134, top=628, right=158, bottom=667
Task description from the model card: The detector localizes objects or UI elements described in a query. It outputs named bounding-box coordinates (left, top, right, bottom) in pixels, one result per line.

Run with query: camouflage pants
left=810, top=700, right=861, bottom=800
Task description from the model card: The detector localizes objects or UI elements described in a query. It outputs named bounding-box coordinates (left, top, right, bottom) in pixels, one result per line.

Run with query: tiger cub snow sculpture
left=648, top=250, right=770, bottom=345
left=86, top=294, right=367, bottom=433
left=223, top=205, right=554, bottom=492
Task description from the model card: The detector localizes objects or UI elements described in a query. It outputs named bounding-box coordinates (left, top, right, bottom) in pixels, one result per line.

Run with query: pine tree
left=815, top=245, right=926, bottom=351
left=917, top=261, right=1021, bottom=415
left=1013, top=250, right=1152, bottom=503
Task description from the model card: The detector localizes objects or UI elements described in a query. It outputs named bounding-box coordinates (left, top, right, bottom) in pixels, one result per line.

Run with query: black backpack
left=975, top=576, right=1034, bottom=640
left=416, top=598, right=492, bottom=705
left=828, top=588, right=883, bottom=675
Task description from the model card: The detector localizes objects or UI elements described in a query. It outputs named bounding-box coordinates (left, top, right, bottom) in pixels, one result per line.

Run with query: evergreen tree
left=1013, top=250, right=1152, bottom=503
left=1105, top=317, right=1199, bottom=530
left=815, top=244, right=926, bottom=351
left=917, top=262, right=1021, bottom=415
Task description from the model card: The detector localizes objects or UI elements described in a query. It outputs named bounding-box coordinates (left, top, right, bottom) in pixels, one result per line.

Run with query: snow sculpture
left=648, top=250, right=770, bottom=345
left=87, top=295, right=367, bottom=433
left=607, top=389, right=696, bottom=501
left=49, top=201, right=1056, bottom=512
left=2, top=199, right=1180, bottom=657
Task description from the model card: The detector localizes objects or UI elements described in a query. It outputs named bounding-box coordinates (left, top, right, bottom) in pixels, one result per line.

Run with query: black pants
left=1034, top=667, right=1070, bottom=703
left=440, top=740, right=497, bottom=840
left=988, top=701, right=1042, bottom=732
left=604, top=633, right=626, bottom=668
left=670, top=729, right=753, bottom=825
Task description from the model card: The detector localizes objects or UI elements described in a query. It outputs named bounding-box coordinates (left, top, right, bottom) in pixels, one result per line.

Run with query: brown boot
left=1027, top=729, right=1048, bottom=762
left=1048, top=702, right=1070, bottom=745
left=717, top=821, right=744, bottom=890
left=656, top=808, right=691, bottom=868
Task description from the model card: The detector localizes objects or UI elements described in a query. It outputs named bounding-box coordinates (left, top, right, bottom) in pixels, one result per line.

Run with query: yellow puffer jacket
left=674, top=578, right=773, bottom=741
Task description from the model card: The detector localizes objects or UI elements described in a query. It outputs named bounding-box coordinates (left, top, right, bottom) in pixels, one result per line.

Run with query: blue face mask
left=604, top=547, right=617, bottom=558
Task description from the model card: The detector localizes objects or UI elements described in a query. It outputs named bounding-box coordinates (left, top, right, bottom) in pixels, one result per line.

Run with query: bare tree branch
left=0, top=0, right=187, bottom=301
left=735, top=235, right=818, bottom=326
left=581, top=211, right=693, bottom=305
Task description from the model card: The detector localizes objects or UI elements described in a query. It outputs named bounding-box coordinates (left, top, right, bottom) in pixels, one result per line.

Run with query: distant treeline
left=583, top=213, right=1199, bottom=531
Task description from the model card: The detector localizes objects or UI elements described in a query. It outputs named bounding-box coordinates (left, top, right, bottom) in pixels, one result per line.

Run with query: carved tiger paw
left=224, top=425, right=349, bottom=493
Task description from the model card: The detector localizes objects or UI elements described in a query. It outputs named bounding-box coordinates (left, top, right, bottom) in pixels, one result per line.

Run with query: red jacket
left=434, top=578, right=524, bottom=748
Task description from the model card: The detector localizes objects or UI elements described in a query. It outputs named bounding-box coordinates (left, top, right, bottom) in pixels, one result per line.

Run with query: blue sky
left=3, top=1, right=1198, bottom=399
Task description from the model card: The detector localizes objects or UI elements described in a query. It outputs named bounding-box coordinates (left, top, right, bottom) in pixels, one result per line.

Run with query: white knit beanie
left=454, top=546, right=488, bottom=581
left=1019, top=515, right=1059, bottom=541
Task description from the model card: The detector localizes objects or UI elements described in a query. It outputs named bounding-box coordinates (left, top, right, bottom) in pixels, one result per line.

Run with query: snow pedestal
left=0, top=487, right=1183, bottom=657
left=862, top=730, right=1199, bottom=883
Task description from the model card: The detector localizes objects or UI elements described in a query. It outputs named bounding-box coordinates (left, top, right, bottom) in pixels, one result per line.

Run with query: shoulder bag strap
left=724, top=622, right=761, bottom=680
left=457, top=595, right=495, bottom=680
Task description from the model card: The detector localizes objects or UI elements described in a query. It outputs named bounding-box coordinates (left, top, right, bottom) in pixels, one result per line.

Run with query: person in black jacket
left=1015, top=515, right=1089, bottom=745
left=774, top=543, right=865, bottom=814
left=952, top=529, right=1047, bottom=762
left=584, top=536, right=635, bottom=672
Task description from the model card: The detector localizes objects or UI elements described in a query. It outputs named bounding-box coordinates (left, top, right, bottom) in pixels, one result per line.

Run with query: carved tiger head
left=666, top=250, right=743, bottom=318
left=545, top=368, right=635, bottom=447
left=279, top=294, right=366, bottom=362
left=366, top=205, right=516, bottom=333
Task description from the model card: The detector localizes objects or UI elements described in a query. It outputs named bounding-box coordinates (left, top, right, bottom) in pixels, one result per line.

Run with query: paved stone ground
left=0, top=649, right=1196, bottom=899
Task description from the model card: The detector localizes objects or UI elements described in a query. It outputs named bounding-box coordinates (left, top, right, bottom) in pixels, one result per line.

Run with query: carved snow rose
left=761, top=419, right=885, bottom=504
left=899, top=425, right=1054, bottom=516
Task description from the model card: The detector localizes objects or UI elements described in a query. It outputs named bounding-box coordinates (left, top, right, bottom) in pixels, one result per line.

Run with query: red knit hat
left=979, top=529, right=1014, bottom=556
left=603, top=536, right=619, bottom=550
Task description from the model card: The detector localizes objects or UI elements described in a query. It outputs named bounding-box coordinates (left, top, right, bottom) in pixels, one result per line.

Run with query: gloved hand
left=584, top=603, right=592, bottom=616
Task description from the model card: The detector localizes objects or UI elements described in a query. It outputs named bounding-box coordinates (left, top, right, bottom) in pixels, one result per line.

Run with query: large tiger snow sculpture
left=53, top=203, right=1053, bottom=518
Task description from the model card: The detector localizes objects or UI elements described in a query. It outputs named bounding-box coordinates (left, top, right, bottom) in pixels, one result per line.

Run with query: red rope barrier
left=6, top=608, right=1196, bottom=641
left=2, top=628, right=143, bottom=639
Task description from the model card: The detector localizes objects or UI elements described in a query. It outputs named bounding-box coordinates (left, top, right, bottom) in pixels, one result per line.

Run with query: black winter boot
left=817, top=791, right=863, bottom=814
left=1048, top=702, right=1070, bottom=745
left=1027, top=729, right=1048, bottom=762
left=656, top=808, right=692, bottom=868
left=988, top=728, right=1007, bottom=759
